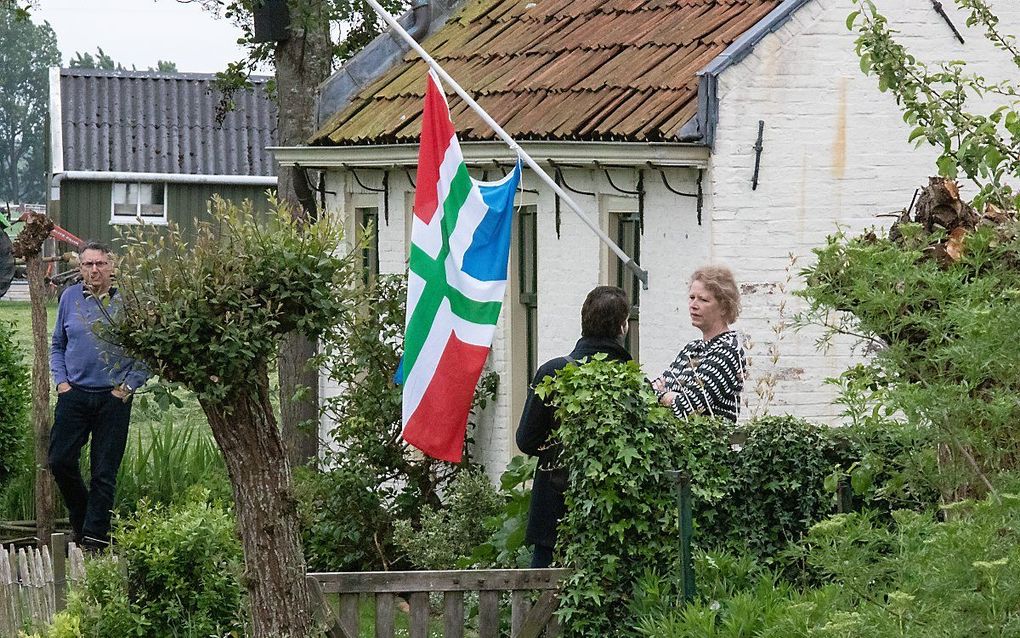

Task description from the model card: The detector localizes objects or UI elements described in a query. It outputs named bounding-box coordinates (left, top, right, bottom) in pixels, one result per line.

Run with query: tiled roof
left=58, top=68, right=277, bottom=176
left=313, top=0, right=781, bottom=146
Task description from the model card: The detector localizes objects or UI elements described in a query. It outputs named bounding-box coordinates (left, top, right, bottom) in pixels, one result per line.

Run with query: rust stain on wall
left=831, top=77, right=848, bottom=178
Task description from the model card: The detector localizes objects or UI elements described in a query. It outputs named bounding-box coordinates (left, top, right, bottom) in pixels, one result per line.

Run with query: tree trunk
left=200, top=376, right=314, bottom=638
left=26, top=254, right=54, bottom=545
left=274, top=0, right=333, bottom=469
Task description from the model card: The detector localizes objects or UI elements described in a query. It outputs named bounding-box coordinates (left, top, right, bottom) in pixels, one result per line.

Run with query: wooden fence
left=307, top=568, right=571, bottom=638
left=0, top=534, right=84, bottom=635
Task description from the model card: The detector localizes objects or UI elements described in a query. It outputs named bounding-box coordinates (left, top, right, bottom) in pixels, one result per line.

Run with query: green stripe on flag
left=403, top=163, right=490, bottom=377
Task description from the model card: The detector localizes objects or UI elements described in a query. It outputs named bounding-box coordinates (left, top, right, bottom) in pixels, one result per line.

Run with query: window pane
left=112, top=183, right=128, bottom=204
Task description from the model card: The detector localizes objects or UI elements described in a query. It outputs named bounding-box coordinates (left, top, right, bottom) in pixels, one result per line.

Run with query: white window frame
left=110, top=181, right=168, bottom=225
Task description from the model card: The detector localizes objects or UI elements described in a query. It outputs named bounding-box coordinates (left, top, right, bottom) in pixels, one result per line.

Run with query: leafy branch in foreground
left=849, top=0, right=1020, bottom=211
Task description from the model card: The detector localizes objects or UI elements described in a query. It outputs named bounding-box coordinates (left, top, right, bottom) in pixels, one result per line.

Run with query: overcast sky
left=33, top=0, right=264, bottom=74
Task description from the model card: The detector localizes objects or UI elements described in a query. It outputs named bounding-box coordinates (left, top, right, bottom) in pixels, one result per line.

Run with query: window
left=607, top=209, right=641, bottom=360
left=517, top=205, right=538, bottom=381
left=355, top=205, right=380, bottom=286
left=510, top=204, right=538, bottom=443
left=111, top=182, right=167, bottom=224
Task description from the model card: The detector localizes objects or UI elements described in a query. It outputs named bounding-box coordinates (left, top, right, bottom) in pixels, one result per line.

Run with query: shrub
left=296, top=465, right=394, bottom=572
left=466, top=455, right=536, bottom=569
left=393, top=469, right=503, bottom=570
left=705, top=416, right=839, bottom=563
left=0, top=320, right=29, bottom=489
left=54, top=495, right=245, bottom=637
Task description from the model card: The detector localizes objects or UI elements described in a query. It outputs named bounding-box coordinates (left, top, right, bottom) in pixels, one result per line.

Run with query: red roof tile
left=313, top=0, right=781, bottom=145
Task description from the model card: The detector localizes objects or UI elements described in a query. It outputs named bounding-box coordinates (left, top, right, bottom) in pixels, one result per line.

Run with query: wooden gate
left=307, top=568, right=570, bottom=638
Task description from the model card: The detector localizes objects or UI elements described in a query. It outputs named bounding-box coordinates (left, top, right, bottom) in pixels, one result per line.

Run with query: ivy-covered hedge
left=537, top=357, right=882, bottom=636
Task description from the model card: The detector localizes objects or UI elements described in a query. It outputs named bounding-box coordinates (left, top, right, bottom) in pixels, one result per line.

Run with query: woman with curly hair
left=651, top=265, right=747, bottom=422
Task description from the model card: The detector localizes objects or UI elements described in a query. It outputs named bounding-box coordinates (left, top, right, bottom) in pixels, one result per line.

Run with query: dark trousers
left=48, top=387, right=132, bottom=543
left=531, top=544, right=554, bottom=568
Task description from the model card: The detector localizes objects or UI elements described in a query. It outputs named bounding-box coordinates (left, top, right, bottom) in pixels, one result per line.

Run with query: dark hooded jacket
left=515, top=335, right=632, bottom=549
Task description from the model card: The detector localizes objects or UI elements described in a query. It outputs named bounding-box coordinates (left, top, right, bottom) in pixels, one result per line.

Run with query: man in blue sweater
left=49, top=241, right=148, bottom=551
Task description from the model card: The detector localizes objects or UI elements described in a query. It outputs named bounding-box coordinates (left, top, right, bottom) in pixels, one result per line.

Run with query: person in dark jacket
left=515, top=285, right=632, bottom=567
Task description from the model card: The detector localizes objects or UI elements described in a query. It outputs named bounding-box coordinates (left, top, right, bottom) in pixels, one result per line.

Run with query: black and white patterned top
left=657, top=330, right=746, bottom=422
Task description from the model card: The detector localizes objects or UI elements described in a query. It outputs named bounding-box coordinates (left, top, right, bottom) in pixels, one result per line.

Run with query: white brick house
left=274, top=0, right=1020, bottom=478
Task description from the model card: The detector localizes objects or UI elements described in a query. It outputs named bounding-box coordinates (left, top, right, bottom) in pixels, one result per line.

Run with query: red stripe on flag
left=413, top=74, right=456, bottom=226
left=402, top=333, right=490, bottom=463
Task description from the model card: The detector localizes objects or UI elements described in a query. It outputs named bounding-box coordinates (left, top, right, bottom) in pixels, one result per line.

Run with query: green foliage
left=296, top=464, right=394, bottom=572
left=680, top=416, right=840, bottom=564
left=0, top=6, right=61, bottom=202
left=0, top=320, right=29, bottom=490
left=633, top=486, right=1020, bottom=637
left=108, top=195, right=357, bottom=406
left=537, top=356, right=682, bottom=637
left=465, top=455, right=536, bottom=569
left=849, top=0, right=1020, bottom=211
left=799, top=221, right=1020, bottom=490
left=112, top=418, right=230, bottom=516
left=68, top=47, right=123, bottom=70
left=54, top=496, right=245, bottom=638
left=393, top=469, right=503, bottom=570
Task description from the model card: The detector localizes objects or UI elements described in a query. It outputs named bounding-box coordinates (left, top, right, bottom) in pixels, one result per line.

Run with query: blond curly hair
left=691, top=265, right=741, bottom=324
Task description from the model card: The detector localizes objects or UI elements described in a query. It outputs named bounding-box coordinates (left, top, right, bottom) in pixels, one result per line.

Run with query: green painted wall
left=56, top=180, right=275, bottom=246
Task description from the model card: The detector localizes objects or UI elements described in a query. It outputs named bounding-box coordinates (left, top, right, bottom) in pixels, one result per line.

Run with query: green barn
left=47, top=68, right=277, bottom=247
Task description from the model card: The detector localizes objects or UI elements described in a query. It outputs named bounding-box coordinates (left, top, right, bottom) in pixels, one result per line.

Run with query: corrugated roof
left=313, top=0, right=781, bottom=146
left=59, top=68, right=277, bottom=176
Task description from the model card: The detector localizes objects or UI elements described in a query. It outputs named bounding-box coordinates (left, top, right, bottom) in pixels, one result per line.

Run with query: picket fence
left=0, top=534, right=84, bottom=635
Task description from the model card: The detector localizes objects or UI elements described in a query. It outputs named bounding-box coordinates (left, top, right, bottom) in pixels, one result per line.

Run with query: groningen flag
left=398, top=72, right=521, bottom=463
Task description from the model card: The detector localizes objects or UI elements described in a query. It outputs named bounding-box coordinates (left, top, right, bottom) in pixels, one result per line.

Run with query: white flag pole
left=362, top=0, right=649, bottom=288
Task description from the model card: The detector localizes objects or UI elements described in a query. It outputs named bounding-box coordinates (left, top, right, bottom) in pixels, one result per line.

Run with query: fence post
left=669, top=470, right=696, bottom=603
left=51, top=533, right=66, bottom=612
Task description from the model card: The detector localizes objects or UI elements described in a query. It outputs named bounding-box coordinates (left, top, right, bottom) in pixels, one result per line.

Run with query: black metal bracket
left=596, top=163, right=645, bottom=236
left=931, top=0, right=965, bottom=44
left=652, top=164, right=704, bottom=226
left=344, top=166, right=390, bottom=226
left=752, top=120, right=765, bottom=191
left=550, top=161, right=596, bottom=240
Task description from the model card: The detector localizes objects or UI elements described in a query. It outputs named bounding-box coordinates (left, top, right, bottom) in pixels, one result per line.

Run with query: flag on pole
left=397, top=71, right=521, bottom=463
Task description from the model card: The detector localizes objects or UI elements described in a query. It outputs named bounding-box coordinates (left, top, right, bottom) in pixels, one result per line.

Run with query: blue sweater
left=50, top=283, right=149, bottom=392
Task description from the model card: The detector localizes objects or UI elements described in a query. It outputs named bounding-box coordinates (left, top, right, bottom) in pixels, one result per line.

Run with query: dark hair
left=77, top=240, right=112, bottom=256
left=581, top=286, right=630, bottom=338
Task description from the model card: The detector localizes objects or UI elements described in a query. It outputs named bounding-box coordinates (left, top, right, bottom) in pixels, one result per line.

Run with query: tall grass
left=0, top=412, right=230, bottom=525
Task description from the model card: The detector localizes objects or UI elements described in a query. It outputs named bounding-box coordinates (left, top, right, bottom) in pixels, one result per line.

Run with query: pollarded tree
left=107, top=196, right=358, bottom=637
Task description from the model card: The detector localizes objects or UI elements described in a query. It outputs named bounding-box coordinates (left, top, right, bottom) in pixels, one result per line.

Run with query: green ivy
left=537, top=355, right=681, bottom=637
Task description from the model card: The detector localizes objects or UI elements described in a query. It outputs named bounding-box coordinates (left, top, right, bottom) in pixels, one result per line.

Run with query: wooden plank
left=375, top=592, right=395, bottom=638
left=511, top=591, right=530, bottom=637
left=306, top=575, right=349, bottom=638
left=477, top=590, right=499, bottom=638
left=310, top=568, right=570, bottom=594
left=516, top=591, right=558, bottom=638
left=339, top=593, right=360, bottom=638
left=408, top=592, right=429, bottom=638
left=443, top=591, right=465, bottom=638
left=51, top=533, right=67, bottom=613
left=544, top=613, right=562, bottom=638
